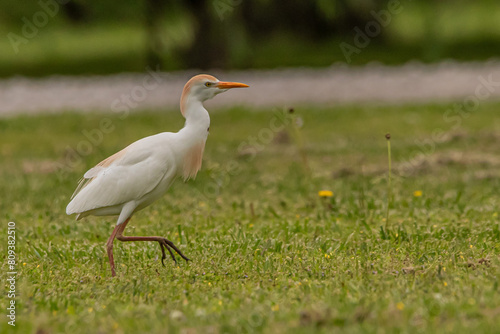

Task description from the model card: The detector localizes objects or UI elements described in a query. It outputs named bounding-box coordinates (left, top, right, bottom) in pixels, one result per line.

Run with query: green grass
left=1, top=103, right=500, bottom=333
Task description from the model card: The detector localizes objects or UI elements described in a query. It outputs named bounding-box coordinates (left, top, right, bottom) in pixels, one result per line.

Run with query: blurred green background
left=3, top=2, right=500, bottom=333
left=1, top=0, right=500, bottom=78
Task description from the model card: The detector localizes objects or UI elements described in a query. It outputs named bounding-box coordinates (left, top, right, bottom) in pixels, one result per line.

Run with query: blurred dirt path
left=1, top=60, right=499, bottom=116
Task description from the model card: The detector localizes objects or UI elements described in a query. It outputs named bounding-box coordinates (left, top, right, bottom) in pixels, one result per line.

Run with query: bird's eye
left=205, top=82, right=212, bottom=87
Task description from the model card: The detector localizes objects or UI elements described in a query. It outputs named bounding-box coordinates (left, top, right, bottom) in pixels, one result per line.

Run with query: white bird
left=66, top=74, right=248, bottom=276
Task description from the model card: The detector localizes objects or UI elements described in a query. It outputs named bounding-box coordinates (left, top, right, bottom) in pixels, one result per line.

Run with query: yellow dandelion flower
left=272, top=304, right=279, bottom=312
left=218, top=300, right=222, bottom=305
left=318, top=190, right=333, bottom=198
left=88, top=308, right=93, bottom=313
left=396, top=302, right=404, bottom=310
left=23, top=263, right=27, bottom=266
left=413, top=190, right=423, bottom=197
left=444, top=281, right=448, bottom=287
left=249, top=224, right=254, bottom=228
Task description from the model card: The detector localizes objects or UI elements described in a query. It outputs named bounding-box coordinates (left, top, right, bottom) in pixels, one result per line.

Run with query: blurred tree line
left=1, top=0, right=499, bottom=75
left=147, top=0, right=392, bottom=69
left=4, top=0, right=393, bottom=69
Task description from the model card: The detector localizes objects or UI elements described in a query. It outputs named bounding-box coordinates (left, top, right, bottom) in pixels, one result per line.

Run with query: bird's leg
left=106, top=220, right=128, bottom=277
left=115, top=219, right=190, bottom=266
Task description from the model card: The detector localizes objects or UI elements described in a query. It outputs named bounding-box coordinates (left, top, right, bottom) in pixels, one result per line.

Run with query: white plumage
left=66, top=74, right=248, bottom=276
left=67, top=133, right=179, bottom=222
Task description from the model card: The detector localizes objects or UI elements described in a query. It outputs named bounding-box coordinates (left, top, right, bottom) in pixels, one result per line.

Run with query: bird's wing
left=66, top=135, right=175, bottom=215
left=69, top=149, right=126, bottom=201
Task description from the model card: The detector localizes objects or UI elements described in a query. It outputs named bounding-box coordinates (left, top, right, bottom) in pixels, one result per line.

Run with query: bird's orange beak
left=217, top=81, right=249, bottom=89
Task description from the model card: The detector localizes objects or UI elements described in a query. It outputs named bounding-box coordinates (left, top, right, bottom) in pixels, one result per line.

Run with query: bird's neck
left=180, top=99, right=210, bottom=138
left=178, top=98, right=210, bottom=180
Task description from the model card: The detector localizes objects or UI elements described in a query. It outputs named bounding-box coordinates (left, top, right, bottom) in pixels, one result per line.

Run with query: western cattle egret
left=66, top=74, right=249, bottom=277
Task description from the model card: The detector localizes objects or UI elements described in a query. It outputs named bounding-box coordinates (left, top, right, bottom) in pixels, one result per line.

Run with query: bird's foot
left=158, top=238, right=190, bottom=267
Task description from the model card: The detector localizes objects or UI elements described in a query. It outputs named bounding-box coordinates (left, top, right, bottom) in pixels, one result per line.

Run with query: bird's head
left=181, top=74, right=248, bottom=116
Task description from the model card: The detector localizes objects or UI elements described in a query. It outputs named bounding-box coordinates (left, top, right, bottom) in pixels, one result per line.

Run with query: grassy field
left=1, top=102, right=500, bottom=333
